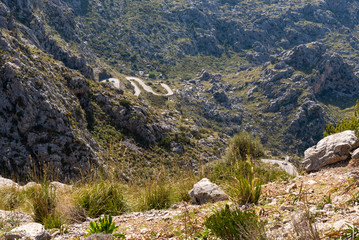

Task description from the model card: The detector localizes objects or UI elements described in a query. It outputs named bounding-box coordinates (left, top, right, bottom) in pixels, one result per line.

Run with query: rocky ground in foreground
left=2, top=163, right=359, bottom=239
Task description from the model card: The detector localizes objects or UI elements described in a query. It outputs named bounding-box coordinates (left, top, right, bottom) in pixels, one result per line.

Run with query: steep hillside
left=0, top=0, right=226, bottom=180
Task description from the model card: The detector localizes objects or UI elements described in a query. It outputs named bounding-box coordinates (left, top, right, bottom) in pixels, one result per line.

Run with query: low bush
left=204, top=204, right=266, bottom=240
left=76, top=181, right=127, bottom=218
left=226, top=131, right=264, bottom=163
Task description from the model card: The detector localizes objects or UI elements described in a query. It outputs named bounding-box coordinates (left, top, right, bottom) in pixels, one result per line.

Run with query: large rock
left=188, top=178, right=228, bottom=204
left=6, top=223, right=50, bottom=240
left=0, top=176, right=19, bottom=188
left=303, top=130, right=359, bottom=171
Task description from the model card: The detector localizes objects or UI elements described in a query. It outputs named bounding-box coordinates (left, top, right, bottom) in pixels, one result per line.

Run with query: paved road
left=261, top=159, right=299, bottom=176
left=125, top=76, right=174, bottom=96
left=129, top=80, right=141, bottom=96
left=100, top=77, right=174, bottom=97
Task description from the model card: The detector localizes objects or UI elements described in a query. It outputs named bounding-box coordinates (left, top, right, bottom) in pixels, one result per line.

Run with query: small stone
left=323, top=204, right=333, bottom=211
left=286, top=183, right=297, bottom=193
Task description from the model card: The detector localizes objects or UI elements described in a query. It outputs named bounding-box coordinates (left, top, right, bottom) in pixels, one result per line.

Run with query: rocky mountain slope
left=1, top=0, right=359, bottom=180
left=0, top=0, right=220, bottom=180
left=69, top=0, right=359, bottom=154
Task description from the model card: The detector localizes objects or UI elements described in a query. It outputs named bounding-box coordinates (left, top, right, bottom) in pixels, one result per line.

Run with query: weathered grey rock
left=98, top=69, right=113, bottom=81
left=6, top=223, right=50, bottom=240
left=213, top=91, right=231, bottom=108
left=0, top=210, right=33, bottom=225
left=171, top=142, right=184, bottom=154
left=198, top=69, right=212, bottom=81
left=352, top=148, right=359, bottom=159
left=303, top=130, right=359, bottom=171
left=21, top=182, right=40, bottom=190
left=188, top=178, right=228, bottom=204
left=50, top=181, right=73, bottom=193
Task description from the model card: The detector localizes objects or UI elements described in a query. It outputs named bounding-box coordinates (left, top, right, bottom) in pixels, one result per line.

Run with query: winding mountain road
left=125, top=77, right=174, bottom=96
left=101, top=77, right=173, bottom=97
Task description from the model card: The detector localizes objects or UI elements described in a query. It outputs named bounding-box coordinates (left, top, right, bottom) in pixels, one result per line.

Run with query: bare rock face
left=6, top=223, right=50, bottom=240
left=303, top=130, right=359, bottom=171
left=188, top=178, right=228, bottom=205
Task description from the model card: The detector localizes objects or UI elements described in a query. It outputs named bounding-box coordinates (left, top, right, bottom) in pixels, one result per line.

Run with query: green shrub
left=85, top=215, right=125, bottom=238
left=43, top=213, right=64, bottom=229
left=230, top=160, right=262, bottom=205
left=226, top=132, right=264, bottom=162
left=148, top=72, right=156, bottom=79
left=31, top=181, right=56, bottom=223
left=76, top=181, right=127, bottom=218
left=119, top=99, right=132, bottom=108
left=324, top=100, right=359, bottom=137
left=204, top=204, right=266, bottom=240
left=140, top=176, right=171, bottom=211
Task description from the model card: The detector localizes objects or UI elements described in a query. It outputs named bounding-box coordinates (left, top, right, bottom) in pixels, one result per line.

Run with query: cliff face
left=0, top=28, right=99, bottom=180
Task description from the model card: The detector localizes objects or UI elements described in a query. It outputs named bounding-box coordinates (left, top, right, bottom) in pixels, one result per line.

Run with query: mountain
left=1, top=0, right=359, bottom=179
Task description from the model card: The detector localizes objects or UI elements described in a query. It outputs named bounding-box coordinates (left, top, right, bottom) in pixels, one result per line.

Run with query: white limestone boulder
left=188, top=178, right=228, bottom=204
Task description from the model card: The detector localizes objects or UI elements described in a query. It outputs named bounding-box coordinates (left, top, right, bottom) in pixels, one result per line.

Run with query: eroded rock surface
left=6, top=223, right=50, bottom=240
left=303, top=130, right=359, bottom=171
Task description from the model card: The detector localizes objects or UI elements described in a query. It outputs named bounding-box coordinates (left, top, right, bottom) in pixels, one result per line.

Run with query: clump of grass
left=0, top=187, right=25, bottom=211
left=31, top=180, right=65, bottom=229
left=229, top=160, right=262, bottom=205
left=326, top=223, right=359, bottom=239
left=204, top=204, right=266, bottom=240
left=140, top=173, right=172, bottom=211
left=76, top=180, right=127, bottom=218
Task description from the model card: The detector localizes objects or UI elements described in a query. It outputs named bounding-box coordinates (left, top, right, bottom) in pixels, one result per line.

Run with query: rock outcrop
left=188, top=178, right=228, bottom=204
left=5, top=223, right=50, bottom=240
left=303, top=130, right=359, bottom=171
